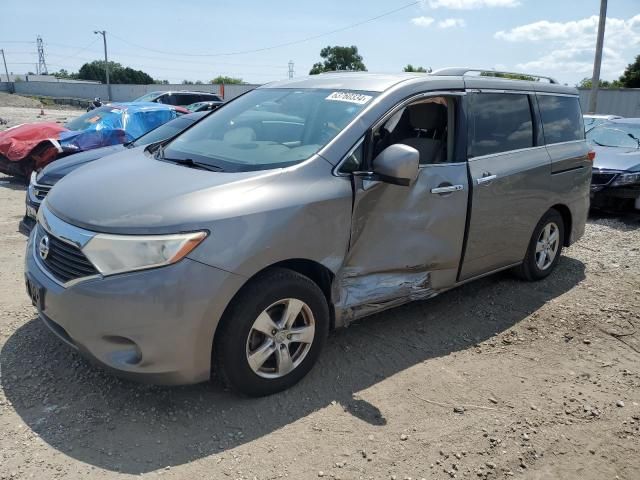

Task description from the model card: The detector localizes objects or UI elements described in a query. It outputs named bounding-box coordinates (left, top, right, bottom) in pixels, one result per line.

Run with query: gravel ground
left=0, top=108, right=639, bottom=479
left=0, top=93, right=83, bottom=130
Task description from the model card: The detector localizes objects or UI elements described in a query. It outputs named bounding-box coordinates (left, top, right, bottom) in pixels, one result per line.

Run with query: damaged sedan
left=587, top=118, right=640, bottom=211
left=0, top=102, right=181, bottom=180
left=25, top=70, right=590, bottom=396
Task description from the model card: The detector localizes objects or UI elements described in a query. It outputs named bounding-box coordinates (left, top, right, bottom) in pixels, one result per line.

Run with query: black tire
left=213, top=268, right=329, bottom=396
left=515, top=209, right=565, bottom=281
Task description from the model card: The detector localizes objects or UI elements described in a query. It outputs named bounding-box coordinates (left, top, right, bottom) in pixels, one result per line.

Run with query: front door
left=333, top=94, right=469, bottom=323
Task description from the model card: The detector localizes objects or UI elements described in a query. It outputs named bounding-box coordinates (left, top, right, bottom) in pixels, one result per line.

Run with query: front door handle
left=476, top=174, right=497, bottom=185
left=431, top=184, right=464, bottom=194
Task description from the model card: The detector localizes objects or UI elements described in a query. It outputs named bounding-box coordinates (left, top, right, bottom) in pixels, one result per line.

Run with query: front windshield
left=131, top=116, right=195, bottom=147
left=65, top=106, right=124, bottom=131
left=133, top=92, right=160, bottom=103
left=186, top=102, right=204, bottom=112
left=587, top=123, right=640, bottom=149
left=161, top=88, right=377, bottom=171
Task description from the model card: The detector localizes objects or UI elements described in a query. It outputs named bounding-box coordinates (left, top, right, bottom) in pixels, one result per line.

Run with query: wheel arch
left=549, top=203, right=572, bottom=247
left=213, top=258, right=336, bottom=341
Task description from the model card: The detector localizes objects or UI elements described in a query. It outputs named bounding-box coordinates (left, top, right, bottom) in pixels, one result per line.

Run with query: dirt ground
left=0, top=92, right=83, bottom=131
left=0, top=106, right=639, bottom=480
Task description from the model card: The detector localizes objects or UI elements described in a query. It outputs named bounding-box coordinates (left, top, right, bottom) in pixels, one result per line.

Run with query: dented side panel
left=333, top=163, right=469, bottom=325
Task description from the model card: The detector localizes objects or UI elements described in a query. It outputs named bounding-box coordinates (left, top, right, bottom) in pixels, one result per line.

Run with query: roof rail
left=431, top=67, right=558, bottom=84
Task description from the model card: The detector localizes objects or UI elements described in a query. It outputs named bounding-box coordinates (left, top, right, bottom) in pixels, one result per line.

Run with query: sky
left=1, top=0, right=639, bottom=86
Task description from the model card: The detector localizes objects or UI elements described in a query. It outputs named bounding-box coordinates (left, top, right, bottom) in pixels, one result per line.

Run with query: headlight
left=611, top=172, right=640, bottom=186
left=29, top=171, right=37, bottom=186
left=82, top=231, right=208, bottom=276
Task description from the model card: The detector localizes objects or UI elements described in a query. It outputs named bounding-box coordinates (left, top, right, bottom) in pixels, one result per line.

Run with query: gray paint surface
left=26, top=72, right=591, bottom=384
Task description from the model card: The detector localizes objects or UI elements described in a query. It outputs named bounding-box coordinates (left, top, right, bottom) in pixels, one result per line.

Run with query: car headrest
left=408, top=104, right=447, bottom=130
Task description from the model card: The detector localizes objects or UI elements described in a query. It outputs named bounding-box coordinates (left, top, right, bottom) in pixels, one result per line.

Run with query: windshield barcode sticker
left=326, top=92, right=372, bottom=105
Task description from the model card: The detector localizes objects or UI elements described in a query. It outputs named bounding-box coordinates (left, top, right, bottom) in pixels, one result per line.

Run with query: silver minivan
left=25, top=69, right=591, bottom=396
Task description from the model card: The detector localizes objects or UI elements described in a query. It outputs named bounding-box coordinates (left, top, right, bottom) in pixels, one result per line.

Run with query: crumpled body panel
left=333, top=265, right=439, bottom=323
left=0, top=103, right=177, bottom=175
left=0, top=123, right=66, bottom=161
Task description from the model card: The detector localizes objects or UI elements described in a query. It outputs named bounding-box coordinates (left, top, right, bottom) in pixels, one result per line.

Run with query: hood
left=592, top=145, right=640, bottom=172
left=0, top=122, right=68, bottom=161
left=45, top=147, right=283, bottom=234
left=37, top=144, right=127, bottom=185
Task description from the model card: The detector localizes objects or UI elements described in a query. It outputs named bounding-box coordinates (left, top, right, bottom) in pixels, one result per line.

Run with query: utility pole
left=589, top=0, right=607, bottom=113
left=94, top=30, right=111, bottom=101
left=288, top=60, right=294, bottom=79
left=0, top=49, right=12, bottom=92
left=36, top=35, right=48, bottom=75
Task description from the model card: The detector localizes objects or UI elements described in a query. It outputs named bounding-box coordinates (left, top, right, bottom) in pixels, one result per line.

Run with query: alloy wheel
left=245, top=298, right=315, bottom=379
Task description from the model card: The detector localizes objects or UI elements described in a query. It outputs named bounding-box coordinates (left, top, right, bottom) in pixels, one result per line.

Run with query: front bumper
left=591, top=185, right=640, bottom=210
left=19, top=177, right=45, bottom=235
left=24, top=228, right=245, bottom=385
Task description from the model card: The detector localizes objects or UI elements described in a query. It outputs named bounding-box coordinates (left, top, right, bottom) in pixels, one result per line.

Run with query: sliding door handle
left=431, top=184, right=464, bottom=194
left=476, top=174, right=497, bottom=185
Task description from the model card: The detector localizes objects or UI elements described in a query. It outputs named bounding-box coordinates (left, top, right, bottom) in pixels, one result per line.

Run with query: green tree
left=51, top=68, right=77, bottom=80
left=209, top=76, right=243, bottom=84
left=182, top=79, right=194, bottom=85
left=77, top=60, right=154, bottom=84
left=577, top=77, right=621, bottom=89
left=403, top=64, right=429, bottom=73
left=309, top=45, right=366, bottom=75
left=480, top=71, right=538, bottom=81
left=618, top=55, right=640, bottom=88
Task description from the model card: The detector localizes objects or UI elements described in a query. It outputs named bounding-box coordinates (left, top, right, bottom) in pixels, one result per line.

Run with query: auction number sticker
left=326, top=91, right=372, bottom=105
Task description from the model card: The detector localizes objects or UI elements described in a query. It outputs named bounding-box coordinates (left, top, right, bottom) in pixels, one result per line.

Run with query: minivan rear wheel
left=515, top=209, right=565, bottom=281
left=214, top=268, right=329, bottom=396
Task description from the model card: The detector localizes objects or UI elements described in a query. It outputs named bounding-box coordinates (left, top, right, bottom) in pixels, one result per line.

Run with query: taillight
left=587, top=150, right=596, bottom=162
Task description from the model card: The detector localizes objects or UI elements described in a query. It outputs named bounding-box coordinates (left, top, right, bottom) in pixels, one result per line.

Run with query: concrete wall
left=0, top=82, right=11, bottom=93
left=8, top=80, right=258, bottom=102
left=579, top=88, right=640, bottom=117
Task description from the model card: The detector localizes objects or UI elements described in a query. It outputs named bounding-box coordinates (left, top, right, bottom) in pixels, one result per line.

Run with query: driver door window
left=372, top=96, right=454, bottom=165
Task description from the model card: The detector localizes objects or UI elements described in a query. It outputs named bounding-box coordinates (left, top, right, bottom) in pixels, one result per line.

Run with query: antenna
left=288, top=60, right=294, bottom=79
left=36, top=35, right=48, bottom=75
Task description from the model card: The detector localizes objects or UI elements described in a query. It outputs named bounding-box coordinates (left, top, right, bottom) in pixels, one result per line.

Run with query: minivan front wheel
left=214, top=268, right=329, bottom=396
left=516, top=209, right=565, bottom=281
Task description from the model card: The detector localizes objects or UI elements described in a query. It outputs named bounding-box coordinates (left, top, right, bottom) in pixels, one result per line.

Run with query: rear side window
left=468, top=93, right=533, bottom=158
left=537, top=95, right=584, bottom=144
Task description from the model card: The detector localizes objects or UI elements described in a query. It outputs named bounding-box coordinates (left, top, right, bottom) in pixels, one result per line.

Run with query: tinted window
left=178, top=94, right=199, bottom=105
left=339, top=140, right=364, bottom=174
left=538, top=95, right=584, bottom=144
left=468, top=93, right=533, bottom=158
left=158, top=94, right=177, bottom=105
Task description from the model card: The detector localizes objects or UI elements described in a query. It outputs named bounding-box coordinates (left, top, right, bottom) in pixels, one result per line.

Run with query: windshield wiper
left=163, top=157, right=223, bottom=171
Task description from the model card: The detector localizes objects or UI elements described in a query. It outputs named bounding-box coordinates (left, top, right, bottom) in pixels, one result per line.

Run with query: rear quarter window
left=537, top=95, right=584, bottom=144
left=468, top=93, right=534, bottom=158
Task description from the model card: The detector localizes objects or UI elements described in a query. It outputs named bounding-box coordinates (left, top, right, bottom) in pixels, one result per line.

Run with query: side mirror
left=372, top=144, right=419, bottom=186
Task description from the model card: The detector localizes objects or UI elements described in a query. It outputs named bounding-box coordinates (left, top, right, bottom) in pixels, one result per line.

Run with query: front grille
left=35, top=226, right=98, bottom=283
left=33, top=184, right=51, bottom=201
left=591, top=172, right=617, bottom=186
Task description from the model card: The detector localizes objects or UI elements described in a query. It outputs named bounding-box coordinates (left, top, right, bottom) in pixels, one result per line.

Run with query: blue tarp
left=58, top=102, right=178, bottom=153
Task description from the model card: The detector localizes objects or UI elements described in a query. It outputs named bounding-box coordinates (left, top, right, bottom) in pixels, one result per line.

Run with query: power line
left=108, top=1, right=419, bottom=57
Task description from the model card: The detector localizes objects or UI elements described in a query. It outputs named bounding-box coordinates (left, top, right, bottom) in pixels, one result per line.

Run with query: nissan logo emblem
left=38, top=235, right=50, bottom=261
